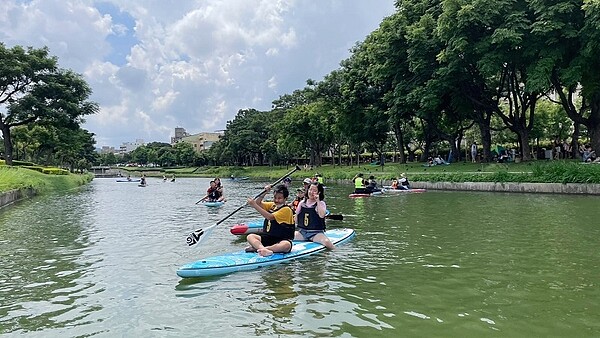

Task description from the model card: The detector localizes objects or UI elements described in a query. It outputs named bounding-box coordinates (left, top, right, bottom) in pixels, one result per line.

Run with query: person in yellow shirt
left=246, top=185, right=295, bottom=257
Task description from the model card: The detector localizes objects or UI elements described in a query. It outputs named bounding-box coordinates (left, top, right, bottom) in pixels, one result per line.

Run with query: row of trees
left=206, top=0, right=600, bottom=166
left=0, top=43, right=98, bottom=170
left=97, top=141, right=208, bottom=167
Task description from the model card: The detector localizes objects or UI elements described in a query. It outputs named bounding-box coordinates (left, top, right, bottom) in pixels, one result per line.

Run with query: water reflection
left=2, top=179, right=600, bottom=336
left=0, top=188, right=102, bottom=335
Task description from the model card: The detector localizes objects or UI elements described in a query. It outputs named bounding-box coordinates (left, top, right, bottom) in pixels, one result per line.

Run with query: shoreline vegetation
left=2, top=160, right=599, bottom=209
left=0, top=166, right=93, bottom=208
left=125, top=160, right=600, bottom=185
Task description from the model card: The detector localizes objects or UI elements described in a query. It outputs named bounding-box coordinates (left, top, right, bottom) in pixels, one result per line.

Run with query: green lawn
left=0, top=166, right=93, bottom=194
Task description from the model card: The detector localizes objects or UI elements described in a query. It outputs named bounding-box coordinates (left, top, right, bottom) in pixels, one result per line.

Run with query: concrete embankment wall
left=0, top=188, right=36, bottom=209
left=409, top=181, right=600, bottom=195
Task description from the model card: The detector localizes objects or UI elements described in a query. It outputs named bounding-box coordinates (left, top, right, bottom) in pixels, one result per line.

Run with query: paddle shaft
left=195, top=195, right=208, bottom=204
left=325, top=214, right=343, bottom=221
left=187, top=165, right=301, bottom=246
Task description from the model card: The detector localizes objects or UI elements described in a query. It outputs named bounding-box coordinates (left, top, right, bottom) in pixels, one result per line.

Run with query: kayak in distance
left=177, top=228, right=356, bottom=278
left=116, top=179, right=141, bottom=182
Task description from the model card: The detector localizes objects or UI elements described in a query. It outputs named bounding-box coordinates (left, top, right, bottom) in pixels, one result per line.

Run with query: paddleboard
left=138, top=184, right=147, bottom=187
left=203, top=201, right=225, bottom=207
left=348, top=191, right=382, bottom=198
left=230, top=218, right=263, bottom=235
left=177, top=228, right=355, bottom=278
left=382, top=188, right=426, bottom=193
left=116, top=179, right=140, bottom=182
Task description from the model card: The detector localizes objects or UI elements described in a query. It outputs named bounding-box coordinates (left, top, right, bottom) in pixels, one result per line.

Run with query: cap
left=283, top=177, right=292, bottom=183
left=296, top=187, right=304, bottom=192
left=303, top=178, right=312, bottom=184
left=400, top=173, right=406, bottom=177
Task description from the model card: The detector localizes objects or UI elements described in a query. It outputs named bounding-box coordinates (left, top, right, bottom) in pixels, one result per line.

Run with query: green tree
left=0, top=44, right=98, bottom=165
left=174, top=141, right=196, bottom=166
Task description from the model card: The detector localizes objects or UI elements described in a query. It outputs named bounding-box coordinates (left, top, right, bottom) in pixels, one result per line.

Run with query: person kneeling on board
left=246, top=184, right=295, bottom=257
left=294, top=182, right=334, bottom=250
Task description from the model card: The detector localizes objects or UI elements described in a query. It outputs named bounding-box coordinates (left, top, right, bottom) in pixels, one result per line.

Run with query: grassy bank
left=0, top=166, right=94, bottom=194
left=123, top=160, right=600, bottom=184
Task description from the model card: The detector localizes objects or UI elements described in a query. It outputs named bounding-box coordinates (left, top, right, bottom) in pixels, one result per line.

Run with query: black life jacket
left=207, top=187, right=221, bottom=200
left=263, top=205, right=295, bottom=240
left=296, top=202, right=326, bottom=231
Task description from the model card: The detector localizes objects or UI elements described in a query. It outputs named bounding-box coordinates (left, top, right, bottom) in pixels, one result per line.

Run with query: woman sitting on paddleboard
left=398, top=173, right=411, bottom=190
left=294, top=182, right=334, bottom=250
left=246, top=184, right=295, bottom=257
left=204, top=180, right=225, bottom=202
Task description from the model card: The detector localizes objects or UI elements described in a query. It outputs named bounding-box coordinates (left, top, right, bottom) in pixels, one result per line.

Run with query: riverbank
left=125, top=160, right=600, bottom=184
left=0, top=166, right=94, bottom=208
left=115, top=161, right=600, bottom=196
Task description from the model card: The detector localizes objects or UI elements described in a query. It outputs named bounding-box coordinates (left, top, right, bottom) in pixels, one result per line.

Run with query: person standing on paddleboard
left=294, top=182, right=334, bottom=250
left=246, top=184, right=295, bottom=257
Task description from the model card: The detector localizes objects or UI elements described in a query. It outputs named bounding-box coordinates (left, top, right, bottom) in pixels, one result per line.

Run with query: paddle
left=195, top=195, right=208, bottom=204
left=326, top=214, right=343, bottom=221
left=186, top=165, right=301, bottom=246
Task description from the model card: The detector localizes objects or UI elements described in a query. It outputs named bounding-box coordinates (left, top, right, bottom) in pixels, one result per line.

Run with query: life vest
left=400, top=177, right=409, bottom=186
left=263, top=205, right=295, bottom=240
left=296, top=202, right=326, bottom=231
left=290, top=199, right=300, bottom=211
left=317, top=176, right=324, bottom=184
left=207, top=187, right=221, bottom=200
left=354, top=177, right=365, bottom=188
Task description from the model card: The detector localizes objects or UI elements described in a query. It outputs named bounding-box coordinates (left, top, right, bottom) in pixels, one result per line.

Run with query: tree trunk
left=392, top=122, right=406, bottom=163
left=587, top=96, right=600, bottom=153
left=1, top=124, right=14, bottom=165
left=478, top=122, right=493, bottom=163
left=515, top=128, right=533, bottom=161
left=571, top=123, right=581, bottom=160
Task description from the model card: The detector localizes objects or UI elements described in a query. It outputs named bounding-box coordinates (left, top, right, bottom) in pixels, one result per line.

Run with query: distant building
left=99, top=146, right=117, bottom=154
left=171, top=127, right=189, bottom=144
left=119, top=139, right=145, bottom=154
left=180, top=132, right=223, bottom=153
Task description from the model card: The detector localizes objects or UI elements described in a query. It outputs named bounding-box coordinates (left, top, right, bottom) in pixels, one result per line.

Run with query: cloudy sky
left=1, top=0, right=396, bottom=148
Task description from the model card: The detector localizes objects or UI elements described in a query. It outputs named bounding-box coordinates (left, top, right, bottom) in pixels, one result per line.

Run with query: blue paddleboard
left=203, top=201, right=225, bottom=207
left=177, top=228, right=355, bottom=278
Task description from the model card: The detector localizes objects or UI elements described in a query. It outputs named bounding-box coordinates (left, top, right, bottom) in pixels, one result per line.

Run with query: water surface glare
left=1, top=177, right=599, bottom=336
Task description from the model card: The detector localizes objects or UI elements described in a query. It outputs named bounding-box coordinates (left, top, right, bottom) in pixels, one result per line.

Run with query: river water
left=1, top=177, right=599, bottom=337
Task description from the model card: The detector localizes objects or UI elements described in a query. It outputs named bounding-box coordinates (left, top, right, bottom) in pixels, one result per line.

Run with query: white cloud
left=268, top=76, right=278, bottom=89
left=0, top=0, right=396, bottom=147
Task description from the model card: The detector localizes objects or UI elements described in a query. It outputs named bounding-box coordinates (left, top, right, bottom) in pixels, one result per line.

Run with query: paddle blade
left=326, top=214, right=344, bottom=221
left=186, top=225, right=215, bottom=246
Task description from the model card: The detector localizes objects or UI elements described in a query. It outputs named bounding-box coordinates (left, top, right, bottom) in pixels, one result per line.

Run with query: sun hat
left=303, top=178, right=312, bottom=184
